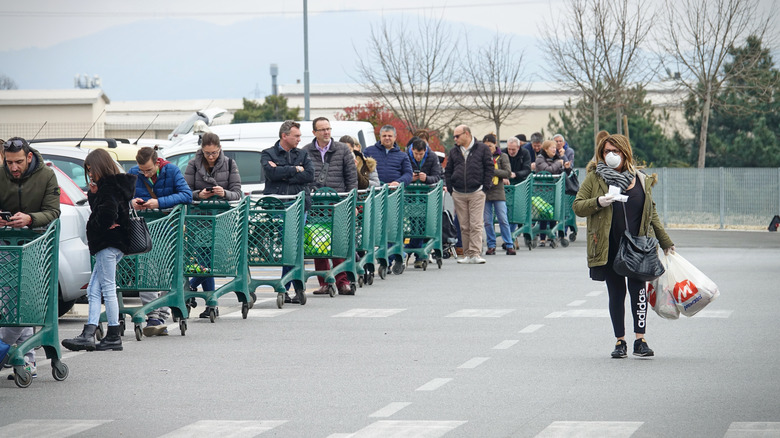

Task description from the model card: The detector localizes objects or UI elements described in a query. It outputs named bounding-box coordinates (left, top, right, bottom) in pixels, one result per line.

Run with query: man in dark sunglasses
left=0, top=136, right=61, bottom=378
left=1, top=137, right=60, bottom=229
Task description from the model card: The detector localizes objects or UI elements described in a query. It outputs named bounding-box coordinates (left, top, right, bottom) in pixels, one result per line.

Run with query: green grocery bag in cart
left=304, top=223, right=332, bottom=255
left=531, top=196, right=553, bottom=219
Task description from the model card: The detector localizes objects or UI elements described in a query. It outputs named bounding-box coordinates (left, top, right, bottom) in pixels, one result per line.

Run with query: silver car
left=47, top=162, right=92, bottom=316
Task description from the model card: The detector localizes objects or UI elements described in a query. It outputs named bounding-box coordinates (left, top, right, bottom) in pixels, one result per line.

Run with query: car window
left=167, top=151, right=263, bottom=185
left=50, top=166, right=87, bottom=203
left=118, top=161, right=137, bottom=172
left=223, top=151, right=263, bottom=184
left=41, top=154, right=89, bottom=190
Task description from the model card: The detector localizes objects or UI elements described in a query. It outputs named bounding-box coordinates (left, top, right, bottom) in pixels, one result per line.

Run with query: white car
left=163, top=140, right=270, bottom=196
left=162, top=120, right=378, bottom=195
left=47, top=163, right=92, bottom=316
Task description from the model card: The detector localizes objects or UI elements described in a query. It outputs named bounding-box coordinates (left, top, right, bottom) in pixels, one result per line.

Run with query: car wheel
left=58, top=292, right=76, bottom=317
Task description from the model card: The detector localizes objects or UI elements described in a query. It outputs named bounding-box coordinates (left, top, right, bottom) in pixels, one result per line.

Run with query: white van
left=161, top=120, right=376, bottom=195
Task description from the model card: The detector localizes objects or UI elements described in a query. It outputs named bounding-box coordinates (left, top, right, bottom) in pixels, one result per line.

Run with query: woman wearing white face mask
left=572, top=132, right=675, bottom=359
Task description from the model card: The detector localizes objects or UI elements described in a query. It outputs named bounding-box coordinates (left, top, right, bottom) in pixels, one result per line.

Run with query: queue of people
left=1, top=123, right=674, bottom=362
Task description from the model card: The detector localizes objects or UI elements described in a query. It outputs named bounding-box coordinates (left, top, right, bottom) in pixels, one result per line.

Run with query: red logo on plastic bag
left=647, top=283, right=657, bottom=307
left=673, top=280, right=698, bottom=303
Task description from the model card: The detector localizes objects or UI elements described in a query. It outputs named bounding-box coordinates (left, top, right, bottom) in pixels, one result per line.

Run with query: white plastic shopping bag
left=647, top=254, right=680, bottom=319
left=664, top=251, right=720, bottom=317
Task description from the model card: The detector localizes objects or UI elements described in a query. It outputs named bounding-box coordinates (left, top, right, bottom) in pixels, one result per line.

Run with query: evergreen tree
left=548, top=85, right=687, bottom=168
left=232, top=95, right=300, bottom=123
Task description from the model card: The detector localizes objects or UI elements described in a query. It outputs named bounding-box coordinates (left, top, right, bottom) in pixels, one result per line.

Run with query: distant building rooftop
left=0, top=89, right=110, bottom=106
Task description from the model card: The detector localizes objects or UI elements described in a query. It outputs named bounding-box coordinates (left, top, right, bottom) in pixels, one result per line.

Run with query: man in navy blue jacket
left=363, top=125, right=412, bottom=187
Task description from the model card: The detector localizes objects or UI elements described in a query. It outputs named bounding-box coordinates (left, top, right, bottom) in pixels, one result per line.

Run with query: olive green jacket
left=0, top=148, right=61, bottom=228
left=572, top=167, right=673, bottom=268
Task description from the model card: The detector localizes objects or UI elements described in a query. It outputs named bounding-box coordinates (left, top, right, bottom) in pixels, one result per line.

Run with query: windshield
left=169, top=113, right=207, bottom=140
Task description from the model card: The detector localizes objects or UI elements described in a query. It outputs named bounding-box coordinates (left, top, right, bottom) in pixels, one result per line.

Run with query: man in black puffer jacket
left=444, top=125, right=494, bottom=264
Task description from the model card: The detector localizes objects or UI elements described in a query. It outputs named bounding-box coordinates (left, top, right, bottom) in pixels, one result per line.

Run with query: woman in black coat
left=62, top=149, right=137, bottom=352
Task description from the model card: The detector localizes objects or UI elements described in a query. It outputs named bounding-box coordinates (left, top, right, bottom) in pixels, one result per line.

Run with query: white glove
left=598, top=195, right=616, bottom=207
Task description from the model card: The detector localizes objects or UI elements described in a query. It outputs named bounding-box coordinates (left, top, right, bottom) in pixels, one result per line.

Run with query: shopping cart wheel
left=179, top=319, right=187, bottom=336
left=242, top=302, right=250, bottom=319
left=208, top=307, right=217, bottom=323
left=524, top=236, right=532, bottom=250
left=52, top=359, right=69, bottom=381
left=118, top=319, right=125, bottom=337
left=328, top=284, right=337, bottom=297
left=249, top=292, right=257, bottom=309
left=422, top=260, right=428, bottom=271
left=378, top=265, right=387, bottom=280
left=276, top=293, right=284, bottom=309
left=134, top=325, right=143, bottom=341
left=550, top=239, right=558, bottom=249
left=95, top=323, right=105, bottom=341
left=437, top=258, right=443, bottom=269
left=560, top=238, right=570, bottom=248
left=13, top=366, right=32, bottom=388
left=391, top=262, right=405, bottom=275
left=358, top=276, right=364, bottom=287
left=367, top=272, right=374, bottom=285
left=296, top=289, right=307, bottom=305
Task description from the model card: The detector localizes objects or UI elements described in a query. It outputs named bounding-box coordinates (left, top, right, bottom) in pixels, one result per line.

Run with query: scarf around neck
left=595, top=162, right=634, bottom=191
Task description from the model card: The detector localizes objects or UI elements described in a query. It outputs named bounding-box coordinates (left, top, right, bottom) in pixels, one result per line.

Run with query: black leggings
left=604, top=264, right=648, bottom=338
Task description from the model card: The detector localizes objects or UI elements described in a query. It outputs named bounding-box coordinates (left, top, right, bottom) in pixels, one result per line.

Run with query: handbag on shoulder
left=612, top=203, right=664, bottom=281
left=125, top=203, right=153, bottom=255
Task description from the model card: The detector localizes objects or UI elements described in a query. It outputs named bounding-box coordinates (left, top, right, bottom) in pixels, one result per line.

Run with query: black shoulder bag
left=612, top=202, right=664, bottom=281
left=125, top=203, right=153, bottom=255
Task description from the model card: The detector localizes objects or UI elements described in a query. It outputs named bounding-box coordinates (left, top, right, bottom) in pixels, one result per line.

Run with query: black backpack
left=769, top=215, right=780, bottom=232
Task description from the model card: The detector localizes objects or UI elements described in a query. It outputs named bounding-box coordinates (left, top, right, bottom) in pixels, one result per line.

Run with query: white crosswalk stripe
left=416, top=378, right=453, bottom=391
left=344, top=420, right=467, bottom=437
left=519, top=324, right=544, bottom=333
left=445, top=309, right=515, bottom=318
left=457, top=357, right=490, bottom=369
left=724, top=422, right=780, bottom=437
left=368, top=402, right=412, bottom=418
left=545, top=309, right=610, bottom=318
left=0, top=420, right=112, bottom=438
left=158, top=420, right=287, bottom=437
left=332, top=308, right=406, bottom=318
left=534, top=421, right=643, bottom=437
left=567, top=300, right=587, bottom=306
left=493, top=340, right=519, bottom=349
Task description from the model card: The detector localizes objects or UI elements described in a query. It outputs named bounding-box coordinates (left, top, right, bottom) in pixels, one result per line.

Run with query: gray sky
left=0, top=0, right=561, bottom=51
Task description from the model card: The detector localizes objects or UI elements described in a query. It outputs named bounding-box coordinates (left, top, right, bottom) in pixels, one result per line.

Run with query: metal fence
left=571, top=167, right=780, bottom=230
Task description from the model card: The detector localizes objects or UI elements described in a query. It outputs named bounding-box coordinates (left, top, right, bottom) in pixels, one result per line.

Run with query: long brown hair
left=84, top=148, right=122, bottom=184
left=596, top=133, right=636, bottom=173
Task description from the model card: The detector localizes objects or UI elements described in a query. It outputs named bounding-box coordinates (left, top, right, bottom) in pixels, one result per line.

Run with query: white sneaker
left=470, top=256, right=487, bottom=264
left=456, top=256, right=472, bottom=264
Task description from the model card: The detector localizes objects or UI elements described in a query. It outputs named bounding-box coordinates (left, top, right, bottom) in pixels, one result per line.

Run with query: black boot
left=62, top=324, right=98, bottom=352
left=96, top=325, right=123, bottom=351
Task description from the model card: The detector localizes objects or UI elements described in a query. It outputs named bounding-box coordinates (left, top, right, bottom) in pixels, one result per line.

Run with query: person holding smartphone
left=183, top=133, right=242, bottom=318
left=1, top=137, right=61, bottom=377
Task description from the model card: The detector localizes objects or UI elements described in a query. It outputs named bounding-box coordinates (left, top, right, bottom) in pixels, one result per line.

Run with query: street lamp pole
left=303, top=0, right=310, bottom=121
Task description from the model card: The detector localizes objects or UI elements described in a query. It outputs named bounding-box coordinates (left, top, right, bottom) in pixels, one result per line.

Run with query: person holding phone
left=1, top=137, right=61, bottom=378
left=184, top=132, right=242, bottom=317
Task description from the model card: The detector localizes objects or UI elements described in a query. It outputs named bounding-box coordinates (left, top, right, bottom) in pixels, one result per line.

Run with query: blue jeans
left=483, top=200, right=513, bottom=249
left=87, top=247, right=123, bottom=326
left=189, top=276, right=215, bottom=292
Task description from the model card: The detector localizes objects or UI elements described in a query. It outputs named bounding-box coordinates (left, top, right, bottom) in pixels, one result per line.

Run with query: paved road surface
left=1, top=229, right=779, bottom=437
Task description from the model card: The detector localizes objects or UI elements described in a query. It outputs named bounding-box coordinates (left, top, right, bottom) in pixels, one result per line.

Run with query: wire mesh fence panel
left=0, top=225, right=57, bottom=326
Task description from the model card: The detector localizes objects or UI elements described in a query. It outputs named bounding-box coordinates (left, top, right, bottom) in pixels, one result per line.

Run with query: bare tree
left=0, top=74, right=18, bottom=90
left=659, top=0, right=771, bottom=168
left=542, top=0, right=609, bottom=157
left=455, top=34, right=529, bottom=142
left=598, top=0, right=655, bottom=135
left=353, top=15, right=461, bottom=136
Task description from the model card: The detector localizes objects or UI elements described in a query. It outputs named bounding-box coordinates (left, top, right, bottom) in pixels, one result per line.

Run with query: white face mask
left=605, top=152, right=622, bottom=169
